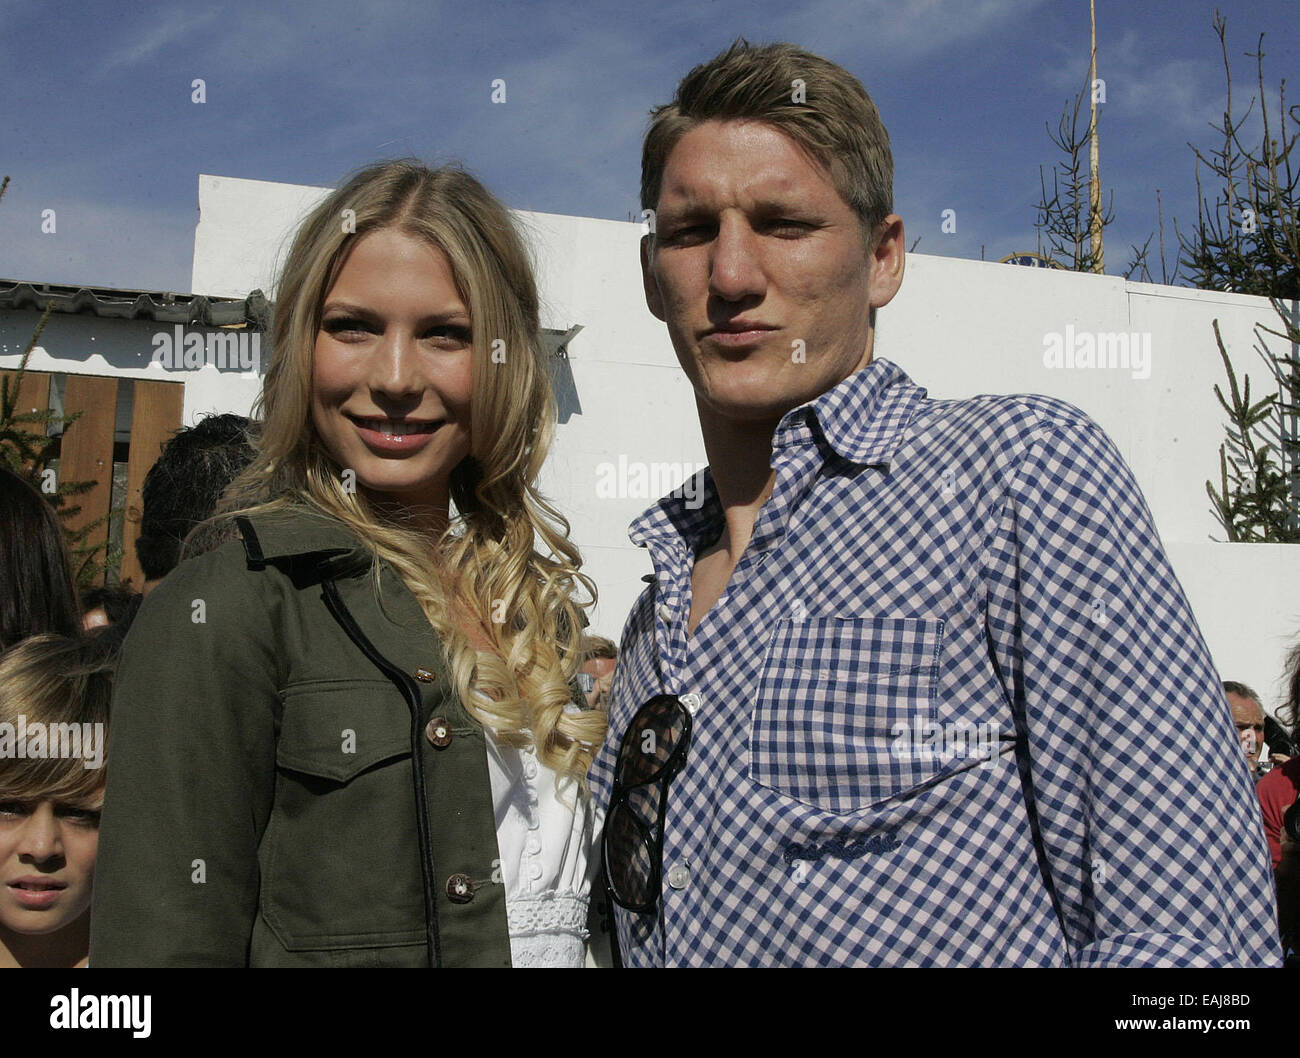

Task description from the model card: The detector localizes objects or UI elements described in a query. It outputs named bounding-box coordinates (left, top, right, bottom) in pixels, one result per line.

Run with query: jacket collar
left=236, top=504, right=367, bottom=565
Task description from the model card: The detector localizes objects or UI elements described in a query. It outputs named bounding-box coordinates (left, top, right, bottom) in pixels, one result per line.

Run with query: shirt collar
left=777, top=356, right=924, bottom=466
left=629, top=466, right=724, bottom=553
left=630, top=357, right=925, bottom=550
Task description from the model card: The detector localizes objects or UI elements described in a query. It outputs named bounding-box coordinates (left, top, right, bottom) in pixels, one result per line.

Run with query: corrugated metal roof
left=0, top=280, right=270, bottom=329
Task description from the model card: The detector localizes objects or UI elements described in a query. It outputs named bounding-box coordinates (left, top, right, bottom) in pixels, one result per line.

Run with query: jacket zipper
left=321, top=577, right=443, bottom=968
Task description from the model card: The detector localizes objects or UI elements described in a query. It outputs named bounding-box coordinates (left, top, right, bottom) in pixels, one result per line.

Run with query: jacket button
left=425, top=717, right=452, bottom=748
left=446, top=873, right=474, bottom=903
left=414, top=668, right=435, bottom=683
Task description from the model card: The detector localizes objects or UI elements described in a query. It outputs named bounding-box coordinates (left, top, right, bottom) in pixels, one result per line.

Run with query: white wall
left=24, top=173, right=1298, bottom=719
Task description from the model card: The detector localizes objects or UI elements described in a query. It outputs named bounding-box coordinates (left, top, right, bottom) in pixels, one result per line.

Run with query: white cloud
left=95, top=7, right=225, bottom=76
left=781, top=0, right=1049, bottom=63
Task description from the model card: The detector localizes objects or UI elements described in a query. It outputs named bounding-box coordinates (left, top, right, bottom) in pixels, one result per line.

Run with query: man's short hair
left=1223, top=680, right=1262, bottom=706
left=581, top=634, right=618, bottom=663
left=135, top=413, right=255, bottom=581
left=640, top=39, right=894, bottom=243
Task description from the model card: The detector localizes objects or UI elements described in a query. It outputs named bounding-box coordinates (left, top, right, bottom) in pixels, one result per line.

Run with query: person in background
left=0, top=467, right=82, bottom=651
left=1224, top=680, right=1268, bottom=780
left=0, top=634, right=114, bottom=967
left=133, top=413, right=256, bottom=594
left=579, top=634, right=618, bottom=710
left=70, top=414, right=258, bottom=648
left=1264, top=714, right=1295, bottom=768
left=79, top=585, right=140, bottom=633
left=1279, top=815, right=1299, bottom=962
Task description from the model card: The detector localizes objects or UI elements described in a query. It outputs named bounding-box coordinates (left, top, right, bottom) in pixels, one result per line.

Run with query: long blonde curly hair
left=219, top=160, right=605, bottom=783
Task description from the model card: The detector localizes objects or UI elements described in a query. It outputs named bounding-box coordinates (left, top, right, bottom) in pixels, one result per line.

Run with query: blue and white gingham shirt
left=590, top=357, right=1282, bottom=967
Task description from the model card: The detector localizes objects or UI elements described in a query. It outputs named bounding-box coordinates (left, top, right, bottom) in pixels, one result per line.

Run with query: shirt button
left=526, top=838, right=541, bottom=855
left=523, top=761, right=538, bottom=779
left=529, top=863, right=543, bottom=881
left=527, top=790, right=539, bottom=807
left=679, top=693, right=701, bottom=715
left=425, top=717, right=452, bottom=748
left=666, top=862, right=690, bottom=890
left=445, top=873, right=474, bottom=903
left=658, top=603, right=673, bottom=622
left=527, top=815, right=540, bottom=831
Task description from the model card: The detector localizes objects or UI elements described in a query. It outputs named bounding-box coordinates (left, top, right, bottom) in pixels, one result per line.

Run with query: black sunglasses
left=602, top=694, right=693, bottom=913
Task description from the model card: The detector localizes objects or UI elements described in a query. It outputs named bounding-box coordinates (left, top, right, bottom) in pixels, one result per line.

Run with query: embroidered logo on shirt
left=782, top=831, right=901, bottom=866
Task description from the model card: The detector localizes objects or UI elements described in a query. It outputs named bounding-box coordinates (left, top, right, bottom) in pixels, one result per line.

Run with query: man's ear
left=868, top=214, right=906, bottom=309
left=640, top=234, right=666, bottom=321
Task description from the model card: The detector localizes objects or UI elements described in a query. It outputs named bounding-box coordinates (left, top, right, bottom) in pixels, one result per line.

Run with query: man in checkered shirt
left=589, top=39, right=1282, bottom=966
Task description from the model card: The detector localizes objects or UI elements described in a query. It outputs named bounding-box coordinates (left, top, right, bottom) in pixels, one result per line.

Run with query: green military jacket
left=90, top=504, right=513, bottom=967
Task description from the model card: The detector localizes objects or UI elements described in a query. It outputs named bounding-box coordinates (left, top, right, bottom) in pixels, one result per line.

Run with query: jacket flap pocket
left=277, top=680, right=410, bottom=782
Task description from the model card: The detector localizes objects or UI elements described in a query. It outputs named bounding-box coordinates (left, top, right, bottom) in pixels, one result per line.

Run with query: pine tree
left=0, top=175, right=122, bottom=583
left=1190, top=15, right=1300, bottom=541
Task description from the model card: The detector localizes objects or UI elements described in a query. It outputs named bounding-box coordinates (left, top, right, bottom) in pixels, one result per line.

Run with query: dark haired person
left=591, top=40, right=1280, bottom=966
left=134, top=412, right=256, bottom=593
left=0, top=466, right=82, bottom=651
left=79, top=585, right=140, bottom=632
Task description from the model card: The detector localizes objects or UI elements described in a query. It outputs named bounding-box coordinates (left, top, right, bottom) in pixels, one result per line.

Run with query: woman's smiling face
left=311, top=227, right=474, bottom=519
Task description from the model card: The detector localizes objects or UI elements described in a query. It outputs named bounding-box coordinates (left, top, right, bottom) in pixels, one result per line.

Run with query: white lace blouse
left=485, top=728, right=604, bottom=968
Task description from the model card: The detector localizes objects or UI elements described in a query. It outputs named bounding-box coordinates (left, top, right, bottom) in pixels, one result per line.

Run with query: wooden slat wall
left=59, top=375, right=119, bottom=587
left=2, top=370, right=187, bottom=588
left=119, top=379, right=185, bottom=590
left=0, top=369, right=52, bottom=443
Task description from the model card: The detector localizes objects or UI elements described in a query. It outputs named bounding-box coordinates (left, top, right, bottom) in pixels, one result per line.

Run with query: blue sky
left=1, top=0, right=1296, bottom=293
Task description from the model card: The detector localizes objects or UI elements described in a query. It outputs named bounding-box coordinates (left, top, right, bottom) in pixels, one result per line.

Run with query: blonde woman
left=0, top=634, right=114, bottom=968
left=90, top=162, right=606, bottom=967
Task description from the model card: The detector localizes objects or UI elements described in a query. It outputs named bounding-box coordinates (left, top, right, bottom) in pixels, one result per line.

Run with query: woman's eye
left=322, top=317, right=373, bottom=338
left=421, top=325, right=472, bottom=344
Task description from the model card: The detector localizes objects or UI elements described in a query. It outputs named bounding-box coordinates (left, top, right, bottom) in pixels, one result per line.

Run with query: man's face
left=641, top=119, right=904, bottom=427
left=1228, top=692, right=1266, bottom=766
left=581, top=655, right=616, bottom=709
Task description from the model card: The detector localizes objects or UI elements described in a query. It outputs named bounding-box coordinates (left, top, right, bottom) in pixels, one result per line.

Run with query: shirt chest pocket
left=262, top=680, right=426, bottom=951
left=747, top=615, right=945, bottom=813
